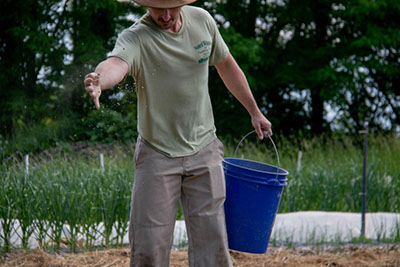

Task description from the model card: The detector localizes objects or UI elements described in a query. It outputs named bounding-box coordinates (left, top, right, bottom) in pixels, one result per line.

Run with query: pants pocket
left=134, top=136, right=143, bottom=166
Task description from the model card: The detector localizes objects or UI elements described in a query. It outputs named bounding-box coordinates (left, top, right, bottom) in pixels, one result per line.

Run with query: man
left=84, top=0, right=272, bottom=266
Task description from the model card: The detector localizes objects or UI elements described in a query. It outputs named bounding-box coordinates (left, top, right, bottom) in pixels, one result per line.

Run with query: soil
left=1, top=245, right=400, bottom=267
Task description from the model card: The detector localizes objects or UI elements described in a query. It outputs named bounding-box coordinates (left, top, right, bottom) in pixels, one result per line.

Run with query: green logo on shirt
left=194, top=40, right=212, bottom=64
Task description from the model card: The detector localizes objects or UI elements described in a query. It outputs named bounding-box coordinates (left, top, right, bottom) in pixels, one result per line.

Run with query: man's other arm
left=215, top=53, right=272, bottom=139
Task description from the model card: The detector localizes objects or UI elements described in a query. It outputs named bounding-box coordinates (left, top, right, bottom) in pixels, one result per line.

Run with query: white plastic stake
left=296, top=150, right=302, bottom=172
left=24, top=154, right=29, bottom=175
left=100, top=153, right=105, bottom=173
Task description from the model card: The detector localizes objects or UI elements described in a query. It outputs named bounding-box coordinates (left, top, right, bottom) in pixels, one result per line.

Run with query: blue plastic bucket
left=223, top=157, right=288, bottom=253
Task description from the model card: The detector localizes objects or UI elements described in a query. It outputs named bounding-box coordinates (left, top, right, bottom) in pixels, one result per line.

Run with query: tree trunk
left=310, top=87, right=324, bottom=135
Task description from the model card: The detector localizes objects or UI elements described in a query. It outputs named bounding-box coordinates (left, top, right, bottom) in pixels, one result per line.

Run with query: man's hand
left=84, top=72, right=102, bottom=109
left=251, top=112, right=272, bottom=140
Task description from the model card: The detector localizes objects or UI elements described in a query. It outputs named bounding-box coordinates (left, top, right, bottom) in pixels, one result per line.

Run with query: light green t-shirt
left=110, top=6, right=229, bottom=157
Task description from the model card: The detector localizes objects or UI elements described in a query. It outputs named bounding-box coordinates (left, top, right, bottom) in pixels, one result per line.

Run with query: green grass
left=0, top=149, right=134, bottom=252
left=1, top=133, right=399, bottom=252
left=227, top=133, right=400, bottom=213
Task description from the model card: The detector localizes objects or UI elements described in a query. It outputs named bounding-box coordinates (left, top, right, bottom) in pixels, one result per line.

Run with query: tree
left=204, top=0, right=400, bottom=136
left=0, top=0, right=65, bottom=135
left=0, top=0, right=141, bottom=140
left=334, top=0, right=400, bottom=133
left=1, top=0, right=399, bottom=149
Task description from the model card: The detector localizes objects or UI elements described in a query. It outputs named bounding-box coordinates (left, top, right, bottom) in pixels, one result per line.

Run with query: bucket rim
left=227, top=171, right=288, bottom=186
left=223, top=157, right=289, bottom=176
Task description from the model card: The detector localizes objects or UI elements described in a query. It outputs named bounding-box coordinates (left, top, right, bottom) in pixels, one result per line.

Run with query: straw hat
left=133, top=0, right=196, bottom=8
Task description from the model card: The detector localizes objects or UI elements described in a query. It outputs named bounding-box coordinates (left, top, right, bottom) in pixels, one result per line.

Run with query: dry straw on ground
left=1, top=246, right=400, bottom=267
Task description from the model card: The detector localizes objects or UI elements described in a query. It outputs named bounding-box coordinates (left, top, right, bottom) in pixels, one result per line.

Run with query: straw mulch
left=1, top=246, right=400, bottom=267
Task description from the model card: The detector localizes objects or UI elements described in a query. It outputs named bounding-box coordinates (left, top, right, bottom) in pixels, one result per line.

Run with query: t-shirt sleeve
left=206, top=13, right=229, bottom=66
left=109, top=29, right=141, bottom=76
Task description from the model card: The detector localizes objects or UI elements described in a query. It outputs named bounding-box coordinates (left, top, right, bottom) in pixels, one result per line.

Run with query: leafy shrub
left=75, top=108, right=137, bottom=144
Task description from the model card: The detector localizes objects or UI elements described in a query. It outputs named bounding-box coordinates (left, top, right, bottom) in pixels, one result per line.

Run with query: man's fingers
left=84, top=73, right=99, bottom=87
left=84, top=77, right=93, bottom=86
left=255, top=127, right=264, bottom=140
left=84, top=72, right=101, bottom=109
left=89, top=92, right=101, bottom=109
left=86, top=85, right=94, bottom=94
left=252, top=114, right=272, bottom=140
left=94, top=97, right=100, bottom=110
left=263, top=130, right=272, bottom=138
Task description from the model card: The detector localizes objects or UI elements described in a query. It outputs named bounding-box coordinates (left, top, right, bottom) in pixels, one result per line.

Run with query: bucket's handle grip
left=234, top=130, right=281, bottom=168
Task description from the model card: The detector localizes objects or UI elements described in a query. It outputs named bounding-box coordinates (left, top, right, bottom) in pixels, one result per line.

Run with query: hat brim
left=133, top=0, right=196, bottom=8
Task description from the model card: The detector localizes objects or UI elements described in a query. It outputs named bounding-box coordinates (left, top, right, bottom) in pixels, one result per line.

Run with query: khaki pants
left=129, top=137, right=233, bottom=267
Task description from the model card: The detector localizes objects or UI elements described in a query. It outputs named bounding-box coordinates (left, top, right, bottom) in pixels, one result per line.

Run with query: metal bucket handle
left=234, top=130, right=281, bottom=182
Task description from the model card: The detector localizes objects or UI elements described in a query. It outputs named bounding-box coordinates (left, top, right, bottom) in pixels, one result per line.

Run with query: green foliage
left=222, top=132, right=400, bottom=213
left=75, top=108, right=137, bottom=144
left=0, top=106, right=137, bottom=161
left=1, top=134, right=399, bottom=252
left=227, top=133, right=400, bottom=213
left=0, top=0, right=141, bottom=138
left=0, top=120, right=75, bottom=161
left=209, top=0, right=400, bottom=135
left=0, top=151, right=134, bottom=252
left=1, top=0, right=400, bottom=151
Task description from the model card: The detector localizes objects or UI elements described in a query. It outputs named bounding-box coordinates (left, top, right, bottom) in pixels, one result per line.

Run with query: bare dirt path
left=1, top=246, right=400, bottom=267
